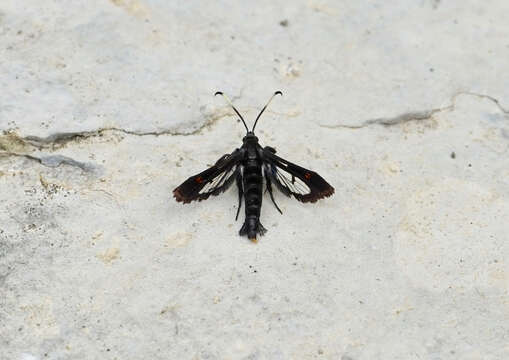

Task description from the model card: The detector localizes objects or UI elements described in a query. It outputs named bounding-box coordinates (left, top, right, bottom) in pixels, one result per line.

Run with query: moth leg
left=235, top=169, right=243, bottom=221
left=265, top=169, right=283, bottom=215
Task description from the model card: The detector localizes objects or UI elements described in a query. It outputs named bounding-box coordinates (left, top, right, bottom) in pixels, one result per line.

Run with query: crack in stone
left=0, top=93, right=247, bottom=168
left=22, top=126, right=202, bottom=149
left=3, top=88, right=251, bottom=150
left=3, top=92, right=507, bottom=152
left=460, top=91, right=509, bottom=114
left=319, top=92, right=508, bottom=130
left=13, top=100, right=261, bottom=150
left=0, top=109, right=236, bottom=167
left=0, top=152, right=97, bottom=172
left=20, top=109, right=235, bottom=149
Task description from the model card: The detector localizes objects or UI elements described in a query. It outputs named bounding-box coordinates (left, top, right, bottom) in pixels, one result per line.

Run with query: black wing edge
left=173, top=149, right=243, bottom=204
left=263, top=146, right=334, bottom=203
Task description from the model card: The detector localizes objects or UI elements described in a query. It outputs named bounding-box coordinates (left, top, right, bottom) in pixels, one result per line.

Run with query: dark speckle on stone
left=279, top=19, right=289, bottom=27
left=450, top=151, right=455, bottom=159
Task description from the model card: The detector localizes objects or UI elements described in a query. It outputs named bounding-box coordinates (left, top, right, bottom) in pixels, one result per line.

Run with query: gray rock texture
left=1, top=1, right=508, bottom=359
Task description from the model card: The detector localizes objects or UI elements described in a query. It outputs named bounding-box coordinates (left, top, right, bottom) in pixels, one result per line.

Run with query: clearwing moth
left=173, top=92, right=334, bottom=242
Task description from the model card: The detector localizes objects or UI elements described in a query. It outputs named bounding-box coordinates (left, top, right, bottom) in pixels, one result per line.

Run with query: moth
left=173, top=91, right=334, bottom=242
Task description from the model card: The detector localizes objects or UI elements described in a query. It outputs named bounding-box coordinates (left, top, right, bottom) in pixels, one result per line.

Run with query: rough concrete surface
left=1, top=1, right=508, bottom=359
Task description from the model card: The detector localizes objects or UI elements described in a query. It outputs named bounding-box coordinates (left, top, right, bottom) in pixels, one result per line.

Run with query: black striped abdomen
left=243, top=159, right=263, bottom=217
left=242, top=159, right=263, bottom=238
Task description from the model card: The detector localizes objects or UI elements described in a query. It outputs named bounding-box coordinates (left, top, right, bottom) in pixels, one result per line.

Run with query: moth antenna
left=215, top=91, right=249, bottom=133
left=252, top=91, right=282, bottom=132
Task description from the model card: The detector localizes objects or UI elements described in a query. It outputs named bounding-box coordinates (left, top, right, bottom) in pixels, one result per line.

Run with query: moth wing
left=262, top=146, right=334, bottom=203
left=173, top=149, right=243, bottom=203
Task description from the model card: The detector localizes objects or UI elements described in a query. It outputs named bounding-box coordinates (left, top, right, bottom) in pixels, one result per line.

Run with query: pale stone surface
left=1, top=1, right=509, bottom=359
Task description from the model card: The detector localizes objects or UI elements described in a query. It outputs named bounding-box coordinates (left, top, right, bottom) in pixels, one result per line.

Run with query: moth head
left=242, top=131, right=258, bottom=144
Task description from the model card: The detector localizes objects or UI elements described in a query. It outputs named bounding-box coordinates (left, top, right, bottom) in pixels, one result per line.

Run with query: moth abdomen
left=240, top=158, right=265, bottom=242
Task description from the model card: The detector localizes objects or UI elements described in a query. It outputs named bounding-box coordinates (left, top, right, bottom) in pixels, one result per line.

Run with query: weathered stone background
left=1, top=1, right=508, bottom=359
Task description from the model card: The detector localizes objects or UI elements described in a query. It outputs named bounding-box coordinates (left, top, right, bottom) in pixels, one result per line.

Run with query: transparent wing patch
left=265, top=163, right=311, bottom=196
left=199, top=165, right=238, bottom=195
